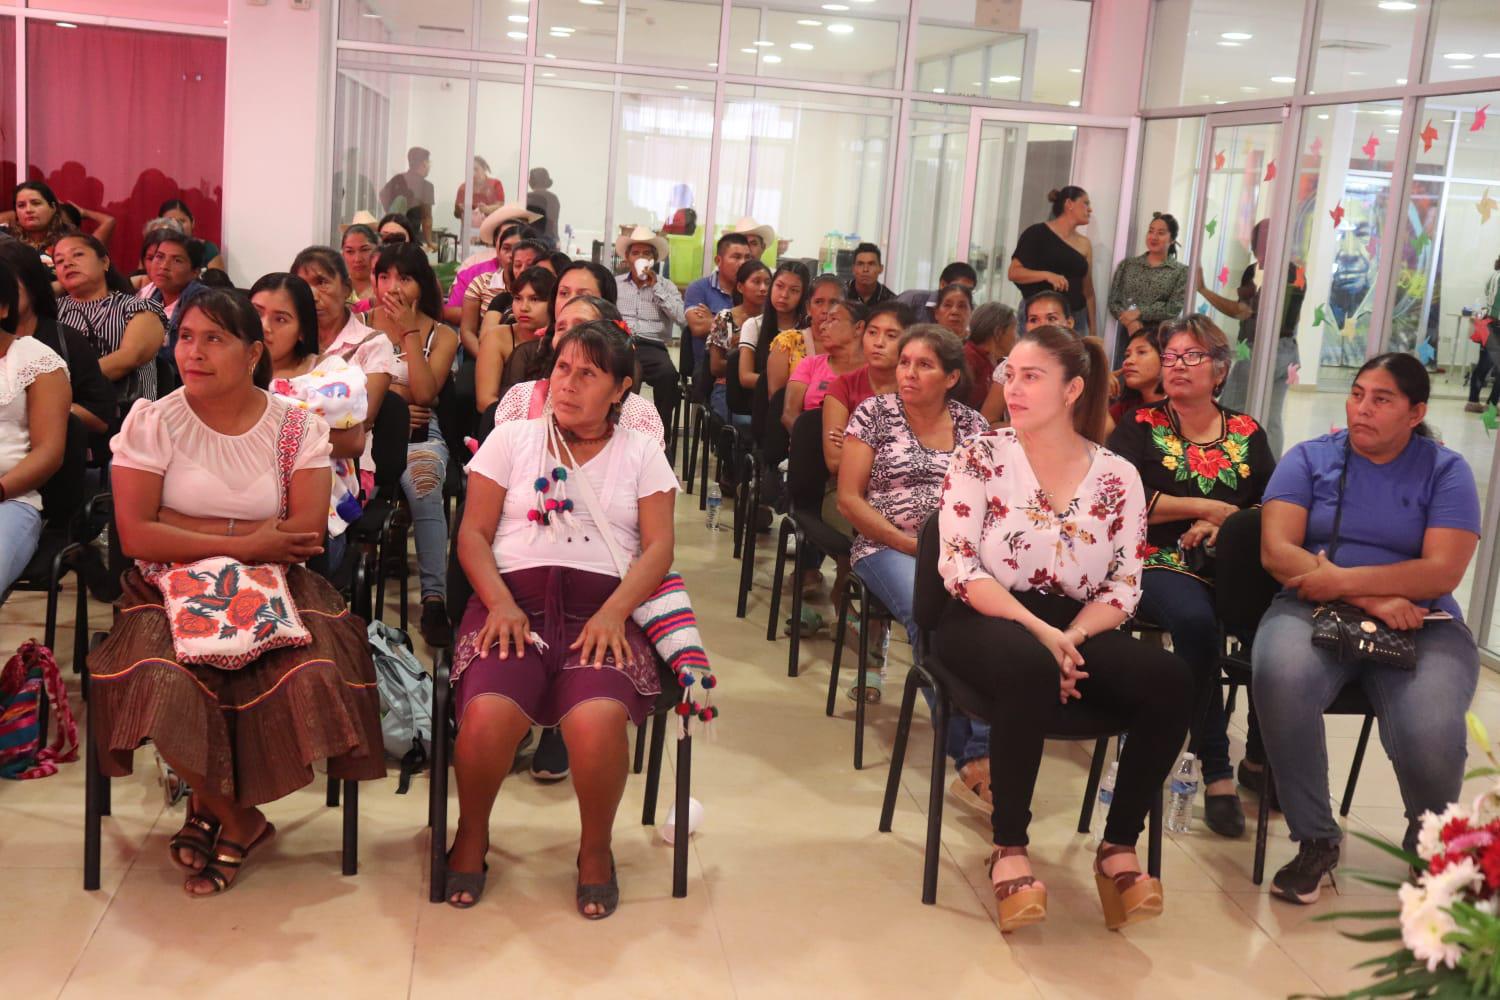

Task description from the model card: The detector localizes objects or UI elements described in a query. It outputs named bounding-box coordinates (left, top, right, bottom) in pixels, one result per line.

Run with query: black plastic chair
left=765, top=410, right=853, bottom=679
left=880, top=514, right=1162, bottom=905
left=347, top=393, right=413, bottom=630
left=425, top=522, right=692, bottom=902
left=733, top=382, right=786, bottom=618
left=826, top=567, right=891, bottom=771
left=82, top=630, right=362, bottom=891
left=1212, top=507, right=1374, bottom=885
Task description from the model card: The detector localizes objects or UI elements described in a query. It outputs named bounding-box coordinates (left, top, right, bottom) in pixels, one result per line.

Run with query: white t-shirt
left=467, top=418, right=679, bottom=578
left=736, top=315, right=764, bottom=352
left=0, top=337, right=68, bottom=509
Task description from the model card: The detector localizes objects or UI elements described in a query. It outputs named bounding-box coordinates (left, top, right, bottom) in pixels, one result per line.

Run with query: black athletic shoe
left=1271, top=838, right=1340, bottom=904
left=419, top=597, right=453, bottom=648
left=530, top=727, right=570, bottom=782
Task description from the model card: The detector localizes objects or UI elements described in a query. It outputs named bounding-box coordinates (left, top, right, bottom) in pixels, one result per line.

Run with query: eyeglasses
left=1160, top=350, right=1212, bottom=368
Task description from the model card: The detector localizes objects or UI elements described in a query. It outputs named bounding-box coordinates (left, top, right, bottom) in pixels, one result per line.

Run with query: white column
left=222, top=0, right=333, bottom=286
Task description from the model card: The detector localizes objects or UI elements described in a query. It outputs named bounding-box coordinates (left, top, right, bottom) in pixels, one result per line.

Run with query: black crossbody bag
left=1308, top=441, right=1417, bottom=670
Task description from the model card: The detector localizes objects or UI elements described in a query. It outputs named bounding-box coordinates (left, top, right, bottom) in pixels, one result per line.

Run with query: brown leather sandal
left=987, top=845, right=1047, bottom=933
left=1094, top=843, right=1163, bottom=931
left=168, top=800, right=219, bottom=873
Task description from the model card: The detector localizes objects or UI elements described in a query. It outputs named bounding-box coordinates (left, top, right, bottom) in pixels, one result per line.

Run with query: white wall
left=222, top=0, right=332, bottom=285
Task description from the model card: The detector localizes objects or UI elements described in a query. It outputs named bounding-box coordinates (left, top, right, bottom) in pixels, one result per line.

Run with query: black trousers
left=635, top=339, right=681, bottom=432
left=933, top=591, right=1192, bottom=848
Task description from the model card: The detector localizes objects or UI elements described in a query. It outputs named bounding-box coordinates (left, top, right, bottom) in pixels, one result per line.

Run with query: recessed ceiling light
left=821, top=3, right=850, bottom=10
left=508, top=14, right=528, bottom=22
left=1067, top=100, right=1081, bottom=107
left=740, top=47, right=757, bottom=53
left=1486, top=53, right=1500, bottom=59
left=753, top=39, right=774, bottom=46
left=542, top=71, right=557, bottom=77
left=551, top=27, right=574, bottom=34
left=1378, top=0, right=1416, bottom=8
left=1349, top=70, right=1366, bottom=76
left=361, top=11, right=382, bottom=17
left=675, top=84, right=688, bottom=89
left=797, top=18, right=822, bottom=25
left=990, top=74, right=1020, bottom=83
left=1452, top=65, right=1476, bottom=70
left=1271, top=75, right=1296, bottom=83
left=1068, top=68, right=1081, bottom=73
left=790, top=42, right=814, bottom=50
left=1216, top=41, right=1241, bottom=47
left=932, top=87, right=945, bottom=93
left=56, top=21, right=78, bottom=28
left=1318, top=113, right=1329, bottom=119
left=1444, top=52, right=1476, bottom=60
left=1221, top=31, right=1252, bottom=40
left=763, top=54, right=782, bottom=63
left=1240, top=86, right=1259, bottom=92
left=707, top=61, right=718, bottom=68
left=1396, top=77, right=1407, bottom=84
left=1381, top=108, right=1402, bottom=116
left=1214, top=100, right=1228, bottom=105
left=827, top=23, right=855, bottom=33
left=507, top=31, right=526, bottom=38
left=579, top=0, right=604, bottom=4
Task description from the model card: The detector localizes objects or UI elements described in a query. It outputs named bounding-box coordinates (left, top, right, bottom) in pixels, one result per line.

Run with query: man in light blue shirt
left=615, top=226, right=686, bottom=428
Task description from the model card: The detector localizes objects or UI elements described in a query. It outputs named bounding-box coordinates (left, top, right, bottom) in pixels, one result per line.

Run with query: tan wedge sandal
left=987, top=845, right=1048, bottom=933
left=1094, top=843, right=1163, bottom=931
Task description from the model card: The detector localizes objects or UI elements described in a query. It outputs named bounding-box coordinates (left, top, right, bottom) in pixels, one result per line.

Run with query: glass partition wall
left=1135, top=0, right=1500, bottom=660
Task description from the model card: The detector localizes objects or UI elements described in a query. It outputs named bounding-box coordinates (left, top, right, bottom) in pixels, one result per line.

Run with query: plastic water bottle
left=705, top=482, right=723, bottom=531
left=1166, top=752, right=1201, bottom=834
left=1090, top=760, right=1119, bottom=844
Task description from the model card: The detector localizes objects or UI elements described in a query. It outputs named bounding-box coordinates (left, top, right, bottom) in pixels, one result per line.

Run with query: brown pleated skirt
left=88, top=566, right=387, bottom=806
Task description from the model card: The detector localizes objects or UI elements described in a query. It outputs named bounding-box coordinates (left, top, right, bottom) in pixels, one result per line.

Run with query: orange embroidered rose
left=225, top=591, right=266, bottom=629
left=245, top=567, right=278, bottom=589
left=166, top=571, right=209, bottom=600
left=173, top=609, right=218, bottom=638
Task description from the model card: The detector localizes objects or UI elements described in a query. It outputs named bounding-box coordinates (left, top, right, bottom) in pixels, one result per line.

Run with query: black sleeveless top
left=1011, top=222, right=1089, bottom=313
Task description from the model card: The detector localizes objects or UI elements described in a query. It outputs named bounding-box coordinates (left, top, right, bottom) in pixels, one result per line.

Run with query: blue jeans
left=400, top=420, right=449, bottom=600
left=1252, top=592, right=1480, bottom=850
left=1137, top=568, right=1234, bottom=785
left=0, top=500, right=42, bottom=594
left=854, top=546, right=991, bottom=767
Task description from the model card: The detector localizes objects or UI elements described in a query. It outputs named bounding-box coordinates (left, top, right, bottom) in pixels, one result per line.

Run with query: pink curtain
left=25, top=21, right=225, bottom=270
left=0, top=17, right=15, bottom=197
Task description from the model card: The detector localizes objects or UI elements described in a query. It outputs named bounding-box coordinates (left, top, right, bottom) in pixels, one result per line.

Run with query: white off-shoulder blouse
left=937, top=428, right=1149, bottom=615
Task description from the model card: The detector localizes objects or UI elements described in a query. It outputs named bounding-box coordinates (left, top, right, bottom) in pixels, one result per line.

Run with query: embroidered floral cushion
left=143, top=558, right=312, bottom=670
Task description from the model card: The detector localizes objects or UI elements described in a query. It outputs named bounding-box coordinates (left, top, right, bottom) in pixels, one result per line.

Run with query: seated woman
left=1108, top=324, right=1166, bottom=431
left=477, top=266, right=554, bottom=413
left=478, top=237, right=547, bottom=339
left=980, top=291, right=1079, bottom=425
left=822, top=300, right=909, bottom=476
left=446, top=320, right=678, bottom=915
left=781, top=298, right=864, bottom=432
left=1106, top=316, right=1275, bottom=839
left=706, top=260, right=769, bottom=426
left=377, top=213, right=418, bottom=246
left=761, top=270, right=833, bottom=399
left=933, top=283, right=974, bottom=342
left=339, top=223, right=379, bottom=313
left=54, top=232, right=167, bottom=413
left=836, top=324, right=989, bottom=747
left=1255, top=353, right=1480, bottom=904
left=963, top=302, right=1017, bottom=410
left=159, top=198, right=225, bottom=273
left=935, top=324, right=1191, bottom=932
left=0, top=257, right=71, bottom=594
left=90, top=289, right=385, bottom=896
left=366, top=243, right=461, bottom=646
left=0, top=239, right=114, bottom=434
left=253, top=272, right=369, bottom=574
left=736, top=261, right=810, bottom=403
left=290, top=246, right=395, bottom=428
left=508, top=261, right=616, bottom=392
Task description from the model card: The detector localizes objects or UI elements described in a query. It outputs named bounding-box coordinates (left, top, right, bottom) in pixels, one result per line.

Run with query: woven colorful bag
left=0, top=640, right=79, bottom=780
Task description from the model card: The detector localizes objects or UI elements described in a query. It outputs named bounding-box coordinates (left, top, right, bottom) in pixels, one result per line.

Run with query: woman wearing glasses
left=1106, top=316, right=1275, bottom=839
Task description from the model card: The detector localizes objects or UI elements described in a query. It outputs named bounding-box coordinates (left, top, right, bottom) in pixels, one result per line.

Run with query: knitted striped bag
left=0, top=641, right=79, bottom=780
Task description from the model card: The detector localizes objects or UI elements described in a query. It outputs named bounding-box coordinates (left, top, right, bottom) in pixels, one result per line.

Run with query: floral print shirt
left=1104, top=400, right=1275, bottom=580
left=844, top=394, right=988, bottom=566
left=938, top=429, right=1148, bottom=614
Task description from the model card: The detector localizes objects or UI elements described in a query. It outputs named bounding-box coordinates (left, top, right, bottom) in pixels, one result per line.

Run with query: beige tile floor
left=3, top=472, right=1500, bottom=998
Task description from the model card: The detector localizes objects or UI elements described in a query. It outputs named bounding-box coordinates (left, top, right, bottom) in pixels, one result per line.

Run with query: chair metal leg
left=84, top=705, right=102, bottom=891
left=1340, top=714, right=1375, bottom=818
left=880, top=669, right=921, bottom=833
left=341, top=779, right=359, bottom=876
left=922, top=695, right=949, bottom=905
left=825, top=582, right=851, bottom=706
left=428, top=664, right=450, bottom=903
left=73, top=572, right=89, bottom=679
left=641, top=707, right=669, bottom=824
left=697, top=423, right=711, bottom=510
left=1225, top=680, right=1239, bottom=717
left=327, top=774, right=340, bottom=807
left=674, top=732, right=691, bottom=898
left=44, top=550, right=65, bottom=653
left=633, top=720, right=647, bottom=775
left=398, top=551, right=410, bottom=634
left=1078, top=737, right=1109, bottom=835
left=100, top=771, right=111, bottom=817
left=1148, top=788, right=1163, bottom=878
left=1253, top=761, right=1273, bottom=885
left=735, top=463, right=759, bottom=618
left=854, top=593, right=870, bottom=771
left=766, top=520, right=792, bottom=642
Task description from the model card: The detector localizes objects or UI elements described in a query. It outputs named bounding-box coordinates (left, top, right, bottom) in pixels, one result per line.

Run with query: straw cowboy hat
left=730, top=216, right=775, bottom=249
left=479, top=203, right=543, bottom=244
left=349, top=210, right=379, bottom=227
left=614, top=225, right=670, bottom=261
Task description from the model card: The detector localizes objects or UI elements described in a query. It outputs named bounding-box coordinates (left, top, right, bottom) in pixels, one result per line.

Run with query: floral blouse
left=769, top=329, right=815, bottom=369
left=1104, top=401, right=1275, bottom=580
left=938, top=429, right=1148, bottom=614
left=845, top=394, right=987, bottom=566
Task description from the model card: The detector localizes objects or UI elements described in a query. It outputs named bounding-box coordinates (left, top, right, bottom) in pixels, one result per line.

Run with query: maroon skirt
left=88, top=566, right=386, bottom=806
left=454, top=566, right=660, bottom=728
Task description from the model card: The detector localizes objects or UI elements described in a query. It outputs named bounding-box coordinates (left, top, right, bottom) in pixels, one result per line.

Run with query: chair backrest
left=446, top=500, right=474, bottom=624
left=785, top=408, right=831, bottom=513
left=369, top=392, right=411, bottom=496
left=761, top=388, right=789, bottom=470
left=1214, top=506, right=1281, bottom=636
left=38, top=414, right=88, bottom=531
left=724, top=344, right=753, bottom=416
left=913, top=513, right=952, bottom=635
left=749, top=370, right=771, bottom=442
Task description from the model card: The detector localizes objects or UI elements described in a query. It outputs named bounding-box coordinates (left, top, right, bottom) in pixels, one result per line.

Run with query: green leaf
left=1464, top=766, right=1500, bottom=781
left=1340, top=926, right=1405, bottom=943
left=1468, top=712, right=1492, bottom=754
left=1350, top=830, right=1423, bottom=869
left=1321, top=909, right=1402, bottom=921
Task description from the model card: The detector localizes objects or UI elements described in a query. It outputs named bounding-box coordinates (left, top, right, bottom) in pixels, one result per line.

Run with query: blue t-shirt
left=683, top=273, right=733, bottom=369
left=1263, top=430, right=1480, bottom=619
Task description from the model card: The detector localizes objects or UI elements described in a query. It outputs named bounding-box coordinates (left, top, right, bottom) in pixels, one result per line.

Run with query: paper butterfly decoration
left=1361, top=134, right=1380, bottom=160
left=1421, top=120, right=1439, bottom=153
left=1264, top=161, right=1276, bottom=182
left=1214, top=150, right=1226, bottom=170
left=1473, top=105, right=1489, bottom=133
left=1329, top=201, right=1345, bottom=228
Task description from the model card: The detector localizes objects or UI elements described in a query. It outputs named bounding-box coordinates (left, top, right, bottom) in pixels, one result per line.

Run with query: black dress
left=1011, top=223, right=1089, bottom=314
